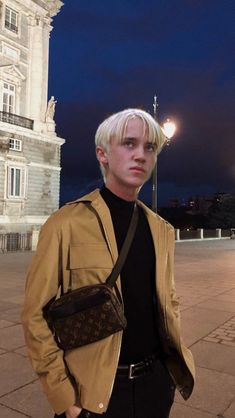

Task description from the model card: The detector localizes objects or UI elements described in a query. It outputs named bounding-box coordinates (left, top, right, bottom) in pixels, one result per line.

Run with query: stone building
left=0, top=0, right=64, bottom=246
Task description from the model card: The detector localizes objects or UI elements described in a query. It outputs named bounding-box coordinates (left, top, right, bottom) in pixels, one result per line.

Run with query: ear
left=96, top=146, right=108, bottom=165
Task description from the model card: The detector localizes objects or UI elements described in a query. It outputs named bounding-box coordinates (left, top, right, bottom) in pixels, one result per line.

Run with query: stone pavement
left=0, top=239, right=235, bottom=418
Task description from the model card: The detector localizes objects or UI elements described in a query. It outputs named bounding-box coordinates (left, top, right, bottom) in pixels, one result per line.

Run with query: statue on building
left=47, top=0, right=63, bottom=18
left=45, top=96, right=57, bottom=122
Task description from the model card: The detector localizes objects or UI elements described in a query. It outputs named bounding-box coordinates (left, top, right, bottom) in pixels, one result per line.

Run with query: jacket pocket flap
left=69, top=243, right=113, bottom=269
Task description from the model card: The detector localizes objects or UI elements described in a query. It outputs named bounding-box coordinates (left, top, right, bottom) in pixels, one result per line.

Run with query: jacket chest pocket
left=69, top=243, right=114, bottom=287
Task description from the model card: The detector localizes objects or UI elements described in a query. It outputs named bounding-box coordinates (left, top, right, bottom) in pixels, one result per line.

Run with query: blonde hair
left=95, top=108, right=166, bottom=178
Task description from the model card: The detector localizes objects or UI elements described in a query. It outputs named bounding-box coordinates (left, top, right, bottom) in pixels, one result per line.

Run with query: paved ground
left=0, top=239, right=235, bottom=418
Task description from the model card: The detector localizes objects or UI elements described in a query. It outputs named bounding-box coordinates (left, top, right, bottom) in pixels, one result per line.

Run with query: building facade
left=0, top=0, right=64, bottom=238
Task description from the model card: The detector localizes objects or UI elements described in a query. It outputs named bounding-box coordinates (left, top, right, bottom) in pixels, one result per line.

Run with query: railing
left=175, top=228, right=234, bottom=241
left=0, top=229, right=233, bottom=252
left=0, top=111, right=34, bottom=130
left=0, top=233, right=32, bottom=252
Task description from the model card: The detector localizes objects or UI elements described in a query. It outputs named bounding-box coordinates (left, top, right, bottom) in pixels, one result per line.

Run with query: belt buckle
left=128, top=363, right=135, bottom=379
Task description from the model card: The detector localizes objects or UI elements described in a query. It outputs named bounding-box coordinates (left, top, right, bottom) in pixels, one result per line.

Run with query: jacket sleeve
left=21, top=215, right=77, bottom=414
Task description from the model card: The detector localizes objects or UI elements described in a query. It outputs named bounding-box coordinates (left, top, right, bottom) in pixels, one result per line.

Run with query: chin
left=129, top=181, right=145, bottom=189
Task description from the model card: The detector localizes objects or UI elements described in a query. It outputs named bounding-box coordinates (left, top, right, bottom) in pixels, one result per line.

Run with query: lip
left=130, top=166, right=146, bottom=173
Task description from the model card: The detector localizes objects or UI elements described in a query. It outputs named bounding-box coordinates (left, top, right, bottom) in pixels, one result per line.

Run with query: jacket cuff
left=47, top=379, right=77, bottom=415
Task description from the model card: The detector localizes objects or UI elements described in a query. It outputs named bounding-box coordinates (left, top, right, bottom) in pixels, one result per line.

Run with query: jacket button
left=99, top=403, right=104, bottom=409
left=85, top=412, right=91, bottom=418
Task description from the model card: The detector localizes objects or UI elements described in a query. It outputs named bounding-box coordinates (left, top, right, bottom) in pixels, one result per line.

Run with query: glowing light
left=162, top=118, right=176, bottom=139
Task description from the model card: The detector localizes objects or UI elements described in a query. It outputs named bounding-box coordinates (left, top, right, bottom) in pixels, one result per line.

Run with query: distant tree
left=207, top=196, right=235, bottom=228
left=159, top=207, right=207, bottom=229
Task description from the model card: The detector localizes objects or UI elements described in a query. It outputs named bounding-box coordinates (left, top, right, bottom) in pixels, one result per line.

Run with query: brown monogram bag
left=44, top=204, right=138, bottom=351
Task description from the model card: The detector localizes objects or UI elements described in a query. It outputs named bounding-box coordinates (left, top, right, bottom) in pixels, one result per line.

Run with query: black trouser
left=54, top=358, right=175, bottom=418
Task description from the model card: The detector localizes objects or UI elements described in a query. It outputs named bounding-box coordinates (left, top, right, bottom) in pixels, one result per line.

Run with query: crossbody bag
left=44, top=203, right=138, bottom=351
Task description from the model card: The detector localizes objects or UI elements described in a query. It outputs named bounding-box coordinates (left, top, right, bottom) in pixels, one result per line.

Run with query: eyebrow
left=121, top=137, right=157, bottom=149
left=121, top=136, right=136, bottom=142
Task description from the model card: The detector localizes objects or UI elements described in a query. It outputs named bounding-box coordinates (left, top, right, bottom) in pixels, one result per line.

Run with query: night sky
left=48, top=0, right=235, bottom=207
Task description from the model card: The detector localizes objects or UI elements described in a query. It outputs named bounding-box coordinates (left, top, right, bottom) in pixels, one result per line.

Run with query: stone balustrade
left=175, top=228, right=234, bottom=241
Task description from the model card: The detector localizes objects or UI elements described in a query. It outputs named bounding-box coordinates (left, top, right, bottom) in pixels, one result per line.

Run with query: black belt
left=117, top=352, right=160, bottom=379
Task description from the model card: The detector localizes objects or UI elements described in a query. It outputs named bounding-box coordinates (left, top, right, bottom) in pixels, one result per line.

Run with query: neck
left=105, top=182, right=139, bottom=202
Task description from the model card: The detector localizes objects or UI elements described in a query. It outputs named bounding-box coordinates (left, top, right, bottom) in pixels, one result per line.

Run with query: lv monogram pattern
left=45, top=284, right=127, bottom=350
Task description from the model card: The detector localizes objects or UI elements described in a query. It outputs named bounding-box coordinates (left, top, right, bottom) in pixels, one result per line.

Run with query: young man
left=22, top=109, right=195, bottom=418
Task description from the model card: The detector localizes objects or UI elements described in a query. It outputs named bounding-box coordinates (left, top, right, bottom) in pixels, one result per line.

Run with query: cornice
left=31, top=0, right=64, bottom=17
left=0, top=124, right=65, bottom=146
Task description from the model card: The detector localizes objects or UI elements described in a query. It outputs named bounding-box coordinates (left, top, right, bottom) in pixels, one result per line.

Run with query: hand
left=65, top=404, right=83, bottom=418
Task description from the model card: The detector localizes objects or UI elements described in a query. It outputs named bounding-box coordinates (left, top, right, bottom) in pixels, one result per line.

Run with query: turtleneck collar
left=100, top=186, right=135, bottom=210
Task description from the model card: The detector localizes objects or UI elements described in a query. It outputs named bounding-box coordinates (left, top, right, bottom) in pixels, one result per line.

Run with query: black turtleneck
left=100, top=186, right=161, bottom=364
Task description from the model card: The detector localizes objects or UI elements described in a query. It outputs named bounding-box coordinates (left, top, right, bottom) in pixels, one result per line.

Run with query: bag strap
left=106, top=202, right=138, bottom=288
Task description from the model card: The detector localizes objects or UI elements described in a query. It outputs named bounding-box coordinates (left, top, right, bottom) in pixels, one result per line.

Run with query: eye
left=145, top=143, right=156, bottom=152
left=123, top=139, right=134, bottom=148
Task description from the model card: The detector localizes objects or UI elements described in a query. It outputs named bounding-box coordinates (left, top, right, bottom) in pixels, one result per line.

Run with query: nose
left=134, top=145, right=146, bottom=162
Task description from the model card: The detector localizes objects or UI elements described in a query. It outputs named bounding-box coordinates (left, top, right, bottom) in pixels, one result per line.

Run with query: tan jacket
left=22, top=189, right=195, bottom=414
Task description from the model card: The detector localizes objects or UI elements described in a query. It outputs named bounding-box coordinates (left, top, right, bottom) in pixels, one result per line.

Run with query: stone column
left=41, top=17, right=51, bottom=121
left=31, top=227, right=40, bottom=251
left=197, top=228, right=204, bottom=239
left=28, top=15, right=52, bottom=131
left=28, top=15, right=44, bottom=123
left=175, top=229, right=180, bottom=241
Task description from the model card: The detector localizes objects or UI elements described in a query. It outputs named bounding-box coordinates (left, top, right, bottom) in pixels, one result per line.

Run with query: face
left=96, top=117, right=157, bottom=200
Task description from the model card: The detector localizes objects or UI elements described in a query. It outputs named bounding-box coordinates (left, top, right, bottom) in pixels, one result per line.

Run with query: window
left=5, top=7, right=18, bottom=34
left=2, top=43, right=19, bottom=61
left=7, top=166, right=26, bottom=198
left=10, top=167, right=21, bottom=196
left=9, top=138, right=22, bottom=151
left=3, top=82, right=15, bottom=113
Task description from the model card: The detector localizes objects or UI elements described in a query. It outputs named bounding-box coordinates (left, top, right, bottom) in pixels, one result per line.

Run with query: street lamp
left=162, top=118, right=176, bottom=142
left=151, top=96, right=176, bottom=212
